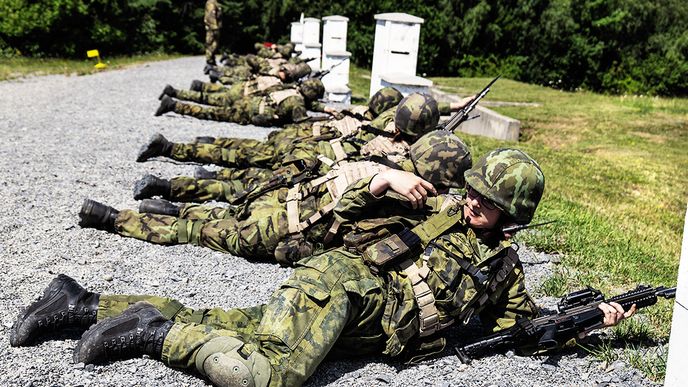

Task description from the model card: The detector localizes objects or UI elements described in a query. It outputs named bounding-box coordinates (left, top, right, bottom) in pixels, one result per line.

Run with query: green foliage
left=0, top=0, right=201, bottom=57
left=0, top=0, right=686, bottom=95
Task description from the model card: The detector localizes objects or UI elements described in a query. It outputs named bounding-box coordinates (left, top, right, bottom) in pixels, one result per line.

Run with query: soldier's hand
left=370, top=170, right=437, bottom=209
left=451, top=94, right=477, bottom=111
left=324, top=106, right=344, bottom=120
left=599, top=302, right=637, bottom=327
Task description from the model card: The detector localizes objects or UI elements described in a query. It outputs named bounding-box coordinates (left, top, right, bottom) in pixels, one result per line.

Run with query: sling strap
left=399, top=246, right=455, bottom=337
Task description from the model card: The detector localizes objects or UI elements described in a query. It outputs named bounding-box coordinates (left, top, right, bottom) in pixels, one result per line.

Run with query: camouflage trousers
left=197, top=81, right=227, bottom=93
left=169, top=174, right=272, bottom=203
left=170, top=140, right=277, bottom=169
left=97, top=251, right=387, bottom=386
left=174, top=89, right=235, bottom=107
left=114, top=193, right=288, bottom=260
left=172, top=100, right=250, bottom=124
left=167, top=122, right=318, bottom=170
left=172, top=98, right=279, bottom=126
left=205, top=29, right=220, bottom=64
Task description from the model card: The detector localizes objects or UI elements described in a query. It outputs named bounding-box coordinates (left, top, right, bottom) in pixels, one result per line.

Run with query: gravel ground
left=0, top=56, right=659, bottom=386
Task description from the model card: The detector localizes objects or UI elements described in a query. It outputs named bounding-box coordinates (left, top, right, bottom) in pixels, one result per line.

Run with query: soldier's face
left=464, top=187, right=501, bottom=229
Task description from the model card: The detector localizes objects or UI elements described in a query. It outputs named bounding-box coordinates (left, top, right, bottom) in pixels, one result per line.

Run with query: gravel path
left=0, top=57, right=658, bottom=386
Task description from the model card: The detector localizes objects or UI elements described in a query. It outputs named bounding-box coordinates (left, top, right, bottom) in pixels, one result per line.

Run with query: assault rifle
left=439, top=75, right=500, bottom=132
left=454, top=285, right=676, bottom=364
left=310, top=58, right=348, bottom=80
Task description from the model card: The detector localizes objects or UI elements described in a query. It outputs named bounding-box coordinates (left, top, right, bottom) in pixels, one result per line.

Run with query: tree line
left=1, top=0, right=686, bottom=96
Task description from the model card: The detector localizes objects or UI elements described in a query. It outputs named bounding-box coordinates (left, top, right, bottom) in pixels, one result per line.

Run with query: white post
left=322, top=15, right=351, bottom=103
left=665, top=205, right=688, bottom=386
left=301, top=17, right=322, bottom=71
left=290, top=21, right=304, bottom=55
left=369, top=13, right=432, bottom=97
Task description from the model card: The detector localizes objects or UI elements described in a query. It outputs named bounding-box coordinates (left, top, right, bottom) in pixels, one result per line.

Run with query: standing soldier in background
left=204, top=0, right=222, bottom=65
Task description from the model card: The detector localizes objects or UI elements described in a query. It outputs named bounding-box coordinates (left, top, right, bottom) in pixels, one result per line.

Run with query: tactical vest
left=311, top=115, right=364, bottom=137
left=266, top=58, right=285, bottom=70
left=360, top=136, right=410, bottom=158
left=243, top=76, right=281, bottom=96
left=275, top=160, right=391, bottom=265
left=268, top=88, right=301, bottom=105
left=325, top=123, right=405, bottom=164
left=348, top=197, right=520, bottom=343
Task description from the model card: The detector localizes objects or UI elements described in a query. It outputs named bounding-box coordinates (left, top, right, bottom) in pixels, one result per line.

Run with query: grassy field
left=0, top=53, right=180, bottom=81
left=351, top=65, right=687, bottom=379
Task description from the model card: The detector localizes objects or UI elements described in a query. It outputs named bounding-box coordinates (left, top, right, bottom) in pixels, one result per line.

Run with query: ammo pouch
left=360, top=197, right=463, bottom=269
left=343, top=218, right=407, bottom=254
left=274, top=234, right=314, bottom=267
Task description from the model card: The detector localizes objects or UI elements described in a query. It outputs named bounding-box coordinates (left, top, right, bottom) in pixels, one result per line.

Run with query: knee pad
left=196, top=337, right=271, bottom=387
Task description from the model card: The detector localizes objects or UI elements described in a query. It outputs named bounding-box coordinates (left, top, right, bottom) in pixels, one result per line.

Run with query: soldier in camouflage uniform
left=12, top=147, right=635, bottom=387
left=139, top=87, right=404, bottom=175
left=157, top=62, right=316, bottom=113
left=154, top=78, right=326, bottom=126
left=254, top=42, right=296, bottom=59
left=207, top=57, right=311, bottom=87
left=134, top=92, right=440, bottom=206
left=204, top=0, right=222, bottom=65
left=77, top=131, right=472, bottom=267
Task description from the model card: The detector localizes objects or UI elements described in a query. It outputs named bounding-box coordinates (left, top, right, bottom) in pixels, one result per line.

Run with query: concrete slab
left=665, top=205, right=688, bottom=387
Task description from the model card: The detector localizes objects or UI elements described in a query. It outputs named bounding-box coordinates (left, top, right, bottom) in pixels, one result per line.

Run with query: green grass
left=0, top=53, right=181, bottom=81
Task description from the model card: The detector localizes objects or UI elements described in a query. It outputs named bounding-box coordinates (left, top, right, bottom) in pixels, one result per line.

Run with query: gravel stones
left=0, top=57, right=660, bottom=386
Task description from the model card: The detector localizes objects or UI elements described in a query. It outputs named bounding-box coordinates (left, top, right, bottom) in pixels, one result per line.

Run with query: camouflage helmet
left=394, top=93, right=440, bottom=139
left=277, top=43, right=295, bottom=57
left=300, top=78, right=325, bottom=101
left=280, top=62, right=312, bottom=82
left=464, top=148, right=545, bottom=224
left=368, top=87, right=403, bottom=118
left=410, top=131, right=472, bottom=190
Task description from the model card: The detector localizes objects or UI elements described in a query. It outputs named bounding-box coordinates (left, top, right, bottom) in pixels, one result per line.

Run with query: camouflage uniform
left=166, top=107, right=397, bottom=203
left=204, top=0, right=222, bottom=65
left=170, top=87, right=324, bottom=126
left=116, top=132, right=471, bottom=267
left=167, top=100, right=452, bottom=175
left=97, top=173, right=537, bottom=386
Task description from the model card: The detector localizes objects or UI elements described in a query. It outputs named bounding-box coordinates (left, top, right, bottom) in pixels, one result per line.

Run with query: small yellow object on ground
left=87, top=49, right=107, bottom=69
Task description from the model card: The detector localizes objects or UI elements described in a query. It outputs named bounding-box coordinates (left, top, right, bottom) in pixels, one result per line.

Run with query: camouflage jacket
left=204, top=0, right=222, bottom=30
left=333, top=176, right=538, bottom=356
left=281, top=107, right=400, bottom=175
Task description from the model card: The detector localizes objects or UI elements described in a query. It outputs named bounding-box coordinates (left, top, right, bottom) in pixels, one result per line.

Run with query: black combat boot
left=138, top=199, right=180, bottom=216
left=73, top=302, right=174, bottom=364
left=194, top=136, right=216, bottom=144
left=208, top=68, right=221, bottom=83
left=133, top=174, right=171, bottom=200
left=79, top=199, right=119, bottom=232
left=203, top=63, right=215, bottom=75
left=136, top=133, right=174, bottom=162
left=195, top=167, right=217, bottom=180
left=154, top=95, right=177, bottom=116
left=157, top=84, right=177, bottom=100
left=10, top=274, right=99, bottom=347
left=190, top=80, right=204, bottom=92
